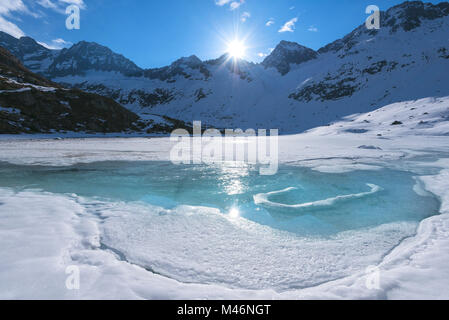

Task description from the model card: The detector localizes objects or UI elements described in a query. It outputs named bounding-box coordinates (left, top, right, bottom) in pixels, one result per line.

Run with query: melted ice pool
left=0, top=161, right=440, bottom=290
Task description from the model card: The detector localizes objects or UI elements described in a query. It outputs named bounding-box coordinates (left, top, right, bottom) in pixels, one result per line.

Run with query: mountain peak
left=277, top=40, right=306, bottom=50
left=143, top=54, right=212, bottom=82
left=319, top=1, right=449, bottom=55
left=0, top=32, right=53, bottom=74
left=18, top=36, right=39, bottom=45
left=171, top=55, right=203, bottom=69
left=205, top=53, right=230, bottom=65
left=17, top=36, right=49, bottom=54
left=0, top=32, right=49, bottom=54
left=66, top=41, right=111, bottom=54
left=262, top=41, right=317, bottom=75
left=47, top=41, right=143, bottom=77
left=0, top=31, right=17, bottom=41
left=384, top=1, right=449, bottom=32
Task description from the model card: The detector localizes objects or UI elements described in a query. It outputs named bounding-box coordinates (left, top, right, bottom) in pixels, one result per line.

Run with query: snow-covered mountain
left=261, top=40, right=318, bottom=75
left=1, top=1, right=449, bottom=134
left=0, top=46, right=140, bottom=134
left=46, top=41, right=143, bottom=78
left=0, top=31, right=58, bottom=74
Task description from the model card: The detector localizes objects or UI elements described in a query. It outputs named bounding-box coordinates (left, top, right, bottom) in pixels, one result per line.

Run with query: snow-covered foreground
left=1, top=97, right=449, bottom=300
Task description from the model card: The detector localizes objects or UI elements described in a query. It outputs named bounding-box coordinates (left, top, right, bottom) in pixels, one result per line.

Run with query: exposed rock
left=0, top=46, right=139, bottom=134
left=262, top=41, right=318, bottom=75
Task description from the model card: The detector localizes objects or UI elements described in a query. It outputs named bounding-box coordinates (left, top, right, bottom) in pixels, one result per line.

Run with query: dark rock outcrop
left=0, top=46, right=139, bottom=134
left=262, top=41, right=318, bottom=75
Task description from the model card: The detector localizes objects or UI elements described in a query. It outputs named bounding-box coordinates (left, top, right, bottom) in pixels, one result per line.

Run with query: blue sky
left=0, top=0, right=443, bottom=68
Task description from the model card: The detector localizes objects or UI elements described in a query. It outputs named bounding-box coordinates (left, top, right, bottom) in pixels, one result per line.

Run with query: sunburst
left=227, top=40, right=246, bottom=59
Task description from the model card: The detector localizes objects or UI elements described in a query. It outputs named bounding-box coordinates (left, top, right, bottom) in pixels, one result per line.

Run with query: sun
left=227, top=40, right=246, bottom=59
left=229, top=208, right=240, bottom=218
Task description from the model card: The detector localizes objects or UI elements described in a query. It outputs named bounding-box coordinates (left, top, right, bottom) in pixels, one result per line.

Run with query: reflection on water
left=218, top=162, right=250, bottom=196
left=0, top=161, right=440, bottom=237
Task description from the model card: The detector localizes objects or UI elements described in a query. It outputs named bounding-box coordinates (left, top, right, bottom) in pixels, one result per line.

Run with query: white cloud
left=37, top=0, right=86, bottom=13
left=59, top=0, right=86, bottom=9
left=37, top=0, right=58, bottom=9
left=279, top=17, right=298, bottom=33
left=230, top=1, right=244, bottom=10
left=241, top=11, right=250, bottom=22
left=289, top=6, right=295, bottom=10
left=215, top=0, right=232, bottom=6
left=308, top=25, right=318, bottom=32
left=0, top=0, right=28, bottom=15
left=0, top=0, right=86, bottom=40
left=215, top=0, right=244, bottom=11
left=0, top=0, right=29, bottom=38
left=38, top=38, right=72, bottom=49
left=266, top=18, right=275, bottom=27
left=52, top=38, right=69, bottom=44
left=0, top=15, right=25, bottom=38
left=257, top=48, right=274, bottom=58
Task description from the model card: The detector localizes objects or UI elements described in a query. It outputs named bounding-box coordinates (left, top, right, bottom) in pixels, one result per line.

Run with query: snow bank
left=254, top=184, right=381, bottom=209
left=0, top=188, right=275, bottom=299
left=0, top=186, right=437, bottom=300
left=311, top=97, right=449, bottom=137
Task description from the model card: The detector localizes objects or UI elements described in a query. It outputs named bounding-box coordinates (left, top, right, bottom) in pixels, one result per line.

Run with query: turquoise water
left=0, top=161, right=440, bottom=237
left=0, top=160, right=442, bottom=289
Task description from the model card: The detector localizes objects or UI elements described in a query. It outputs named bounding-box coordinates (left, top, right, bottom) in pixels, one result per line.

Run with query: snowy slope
left=310, top=96, right=449, bottom=136
left=0, top=32, right=59, bottom=74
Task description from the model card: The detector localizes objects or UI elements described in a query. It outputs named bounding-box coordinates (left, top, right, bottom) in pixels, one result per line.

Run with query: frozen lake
left=0, top=133, right=449, bottom=299
left=0, top=160, right=440, bottom=290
